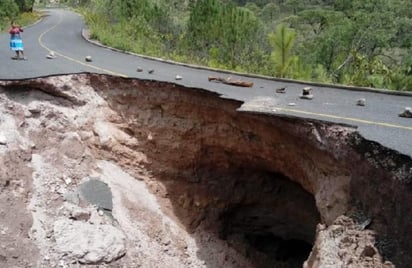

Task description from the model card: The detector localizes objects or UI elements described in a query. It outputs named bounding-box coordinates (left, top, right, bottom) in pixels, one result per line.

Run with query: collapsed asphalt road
left=0, top=8, right=411, bottom=158
left=0, top=10, right=412, bottom=155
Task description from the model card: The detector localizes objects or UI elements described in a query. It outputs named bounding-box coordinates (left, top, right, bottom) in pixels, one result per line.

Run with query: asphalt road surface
left=1, top=9, right=411, bottom=157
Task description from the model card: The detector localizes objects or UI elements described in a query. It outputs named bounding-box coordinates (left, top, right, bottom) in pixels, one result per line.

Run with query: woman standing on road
left=9, top=21, right=26, bottom=60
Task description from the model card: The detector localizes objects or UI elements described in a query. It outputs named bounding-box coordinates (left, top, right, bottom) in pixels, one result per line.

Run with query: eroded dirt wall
left=89, top=75, right=353, bottom=223
left=1, top=73, right=411, bottom=267
left=87, top=74, right=412, bottom=267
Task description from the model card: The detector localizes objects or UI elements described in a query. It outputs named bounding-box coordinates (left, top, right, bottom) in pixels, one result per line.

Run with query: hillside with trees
left=22, top=1, right=412, bottom=90
left=0, top=0, right=38, bottom=32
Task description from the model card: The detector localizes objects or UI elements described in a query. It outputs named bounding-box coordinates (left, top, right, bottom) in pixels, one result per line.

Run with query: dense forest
left=0, top=0, right=37, bottom=32
left=2, top=0, right=412, bottom=90
left=64, top=0, right=411, bottom=91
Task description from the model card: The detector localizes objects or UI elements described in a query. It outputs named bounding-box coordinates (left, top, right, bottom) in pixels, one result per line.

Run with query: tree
left=282, top=0, right=303, bottom=14
left=186, top=0, right=262, bottom=69
left=260, top=3, right=280, bottom=22
left=185, top=0, right=221, bottom=56
left=268, top=24, right=297, bottom=78
left=14, top=0, right=35, bottom=12
left=0, top=0, right=19, bottom=24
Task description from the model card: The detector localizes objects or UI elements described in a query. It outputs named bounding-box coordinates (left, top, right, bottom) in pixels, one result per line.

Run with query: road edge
left=80, top=28, right=412, bottom=97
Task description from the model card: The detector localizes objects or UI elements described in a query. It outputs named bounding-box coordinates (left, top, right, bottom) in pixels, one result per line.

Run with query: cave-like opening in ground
left=184, top=167, right=320, bottom=268
left=85, top=75, right=326, bottom=267
left=3, top=74, right=412, bottom=267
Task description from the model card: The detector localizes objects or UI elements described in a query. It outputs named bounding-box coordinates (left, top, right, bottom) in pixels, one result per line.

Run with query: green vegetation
left=0, top=0, right=39, bottom=31
left=47, top=1, right=412, bottom=90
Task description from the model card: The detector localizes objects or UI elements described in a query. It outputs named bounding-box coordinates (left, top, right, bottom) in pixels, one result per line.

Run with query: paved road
left=1, top=9, right=411, bottom=157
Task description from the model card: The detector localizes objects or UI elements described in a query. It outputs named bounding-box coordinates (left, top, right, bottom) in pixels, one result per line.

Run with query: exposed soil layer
left=0, top=74, right=411, bottom=267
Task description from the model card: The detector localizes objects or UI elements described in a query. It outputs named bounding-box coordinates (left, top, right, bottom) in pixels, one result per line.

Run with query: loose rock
left=69, top=207, right=91, bottom=221
left=0, top=133, right=6, bottom=145
left=53, top=219, right=126, bottom=264
left=276, top=87, right=286, bottom=93
left=46, top=51, right=57, bottom=59
left=356, top=98, right=366, bottom=106
left=300, top=87, right=313, bottom=100
left=399, top=107, right=412, bottom=118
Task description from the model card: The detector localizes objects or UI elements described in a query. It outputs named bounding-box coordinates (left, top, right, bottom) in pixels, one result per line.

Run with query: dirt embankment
left=0, top=73, right=411, bottom=268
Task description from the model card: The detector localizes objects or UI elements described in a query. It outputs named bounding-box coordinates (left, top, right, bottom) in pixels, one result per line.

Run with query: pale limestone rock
left=399, top=107, right=412, bottom=118
left=304, top=216, right=394, bottom=268
left=0, top=133, right=6, bottom=145
left=356, top=98, right=366, bottom=106
left=53, top=219, right=126, bottom=264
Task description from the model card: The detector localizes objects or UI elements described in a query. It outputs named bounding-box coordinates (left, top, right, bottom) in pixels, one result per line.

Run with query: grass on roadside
left=1, top=11, right=42, bottom=33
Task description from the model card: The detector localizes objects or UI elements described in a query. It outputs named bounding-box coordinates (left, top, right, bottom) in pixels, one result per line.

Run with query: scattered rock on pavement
left=399, top=107, right=412, bottom=118
left=136, top=67, right=143, bottom=72
left=276, top=87, right=286, bottom=93
left=356, top=98, right=366, bottom=106
left=175, top=75, right=183, bottom=80
left=148, top=69, right=154, bottom=74
left=85, top=56, right=92, bottom=62
left=46, top=51, right=57, bottom=59
left=300, top=87, right=313, bottom=100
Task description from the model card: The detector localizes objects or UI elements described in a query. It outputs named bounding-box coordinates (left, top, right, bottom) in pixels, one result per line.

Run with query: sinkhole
left=152, top=162, right=321, bottom=267
left=213, top=170, right=319, bottom=267
left=4, top=74, right=412, bottom=266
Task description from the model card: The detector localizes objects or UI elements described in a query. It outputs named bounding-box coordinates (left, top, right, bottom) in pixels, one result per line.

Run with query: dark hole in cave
left=207, top=170, right=320, bottom=268
left=245, top=233, right=313, bottom=263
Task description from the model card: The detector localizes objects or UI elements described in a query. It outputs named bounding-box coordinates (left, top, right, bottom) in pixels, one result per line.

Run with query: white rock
left=70, top=207, right=91, bottom=221
left=356, top=98, right=366, bottom=106
left=85, top=56, right=92, bottom=62
left=53, top=219, right=126, bottom=264
left=399, top=107, right=412, bottom=118
left=64, top=177, right=72, bottom=185
left=175, top=75, right=183, bottom=80
left=0, top=133, right=6, bottom=145
left=300, top=87, right=314, bottom=100
left=46, top=51, right=56, bottom=59
left=58, top=260, right=66, bottom=268
left=27, top=103, right=41, bottom=114
left=302, top=86, right=312, bottom=94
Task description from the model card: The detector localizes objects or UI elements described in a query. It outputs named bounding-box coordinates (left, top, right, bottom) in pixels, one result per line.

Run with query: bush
left=0, top=0, right=19, bottom=30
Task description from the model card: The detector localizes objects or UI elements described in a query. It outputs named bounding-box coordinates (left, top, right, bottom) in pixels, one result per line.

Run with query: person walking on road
left=9, top=21, right=26, bottom=60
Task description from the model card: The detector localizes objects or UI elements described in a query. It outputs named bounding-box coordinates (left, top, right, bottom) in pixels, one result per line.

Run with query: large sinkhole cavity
left=87, top=74, right=412, bottom=267
left=216, top=171, right=319, bottom=267
left=3, top=74, right=412, bottom=267
left=87, top=74, right=342, bottom=267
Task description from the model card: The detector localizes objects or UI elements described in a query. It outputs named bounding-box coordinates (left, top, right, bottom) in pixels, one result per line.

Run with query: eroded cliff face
left=0, top=74, right=411, bottom=268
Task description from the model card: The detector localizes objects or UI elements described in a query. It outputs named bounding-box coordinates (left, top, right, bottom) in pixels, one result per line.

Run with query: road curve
left=1, top=9, right=411, bottom=157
